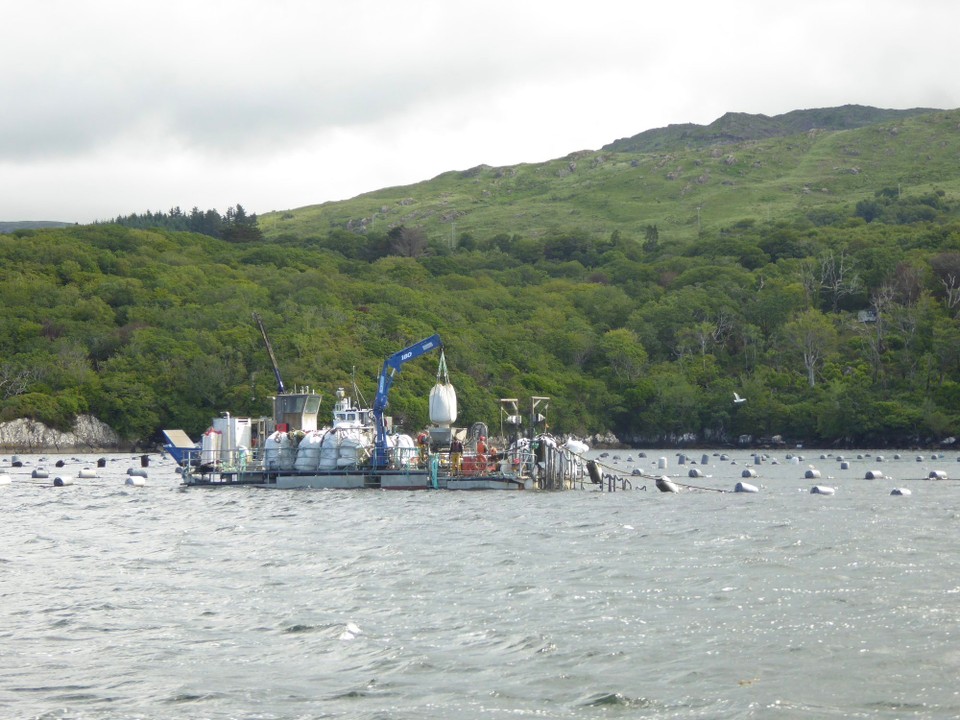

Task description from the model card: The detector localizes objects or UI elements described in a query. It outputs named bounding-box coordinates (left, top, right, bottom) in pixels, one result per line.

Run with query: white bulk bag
left=429, top=382, right=458, bottom=424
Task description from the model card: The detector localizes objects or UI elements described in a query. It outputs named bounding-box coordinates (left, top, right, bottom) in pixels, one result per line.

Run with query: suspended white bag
left=430, top=384, right=458, bottom=424
left=429, top=351, right=458, bottom=425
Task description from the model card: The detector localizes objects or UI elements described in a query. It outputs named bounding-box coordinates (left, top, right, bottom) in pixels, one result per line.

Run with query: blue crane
left=372, top=334, right=442, bottom=468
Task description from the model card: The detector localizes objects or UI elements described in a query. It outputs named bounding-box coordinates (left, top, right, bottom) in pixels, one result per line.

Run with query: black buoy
left=140, top=454, right=150, bottom=467
left=586, top=460, right=602, bottom=485
left=96, top=457, right=107, bottom=468
left=55, top=459, right=65, bottom=467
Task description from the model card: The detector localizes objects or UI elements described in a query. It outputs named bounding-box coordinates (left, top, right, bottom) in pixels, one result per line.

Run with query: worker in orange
left=475, top=435, right=487, bottom=472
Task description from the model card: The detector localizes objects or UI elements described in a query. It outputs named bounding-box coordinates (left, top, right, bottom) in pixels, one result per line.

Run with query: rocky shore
left=0, top=415, right=123, bottom=453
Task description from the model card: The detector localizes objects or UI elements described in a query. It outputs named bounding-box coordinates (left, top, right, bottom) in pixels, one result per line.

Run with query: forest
left=3, top=108, right=960, bottom=449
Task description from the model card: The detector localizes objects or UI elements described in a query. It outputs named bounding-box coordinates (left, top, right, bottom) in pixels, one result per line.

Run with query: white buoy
left=891, top=487, right=912, bottom=496
left=656, top=476, right=680, bottom=493
left=53, top=476, right=74, bottom=487
left=125, top=476, right=146, bottom=487
left=688, top=468, right=704, bottom=478
left=741, top=468, right=757, bottom=478
left=810, top=485, right=835, bottom=495
left=804, top=469, right=821, bottom=479
left=658, top=457, right=668, bottom=470
left=865, top=470, right=884, bottom=480
left=735, top=481, right=759, bottom=493
left=127, top=468, right=148, bottom=478
left=928, top=470, right=948, bottom=480
left=32, top=467, right=49, bottom=479
left=700, top=454, right=710, bottom=465
left=78, top=467, right=98, bottom=479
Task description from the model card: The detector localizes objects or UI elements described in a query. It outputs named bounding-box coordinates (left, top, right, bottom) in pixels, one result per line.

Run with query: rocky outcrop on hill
left=0, top=414, right=122, bottom=452
left=602, top=105, right=939, bottom=154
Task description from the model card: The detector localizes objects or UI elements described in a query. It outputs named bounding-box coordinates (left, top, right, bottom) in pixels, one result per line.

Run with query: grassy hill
left=259, top=106, right=960, bottom=247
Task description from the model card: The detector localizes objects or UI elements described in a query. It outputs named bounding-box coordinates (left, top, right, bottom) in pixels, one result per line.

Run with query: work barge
left=166, top=330, right=594, bottom=491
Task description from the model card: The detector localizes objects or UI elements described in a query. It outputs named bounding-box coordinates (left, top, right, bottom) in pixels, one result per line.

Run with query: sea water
left=2, top=450, right=960, bottom=719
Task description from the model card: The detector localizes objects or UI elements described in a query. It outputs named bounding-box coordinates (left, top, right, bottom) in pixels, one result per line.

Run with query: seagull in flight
left=733, top=392, right=747, bottom=405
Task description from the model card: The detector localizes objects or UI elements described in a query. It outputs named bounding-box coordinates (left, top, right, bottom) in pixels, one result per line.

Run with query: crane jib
left=373, top=334, right=443, bottom=468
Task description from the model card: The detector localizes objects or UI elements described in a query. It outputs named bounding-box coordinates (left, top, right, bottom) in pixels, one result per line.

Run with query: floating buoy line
left=568, top=448, right=960, bottom=497
left=0, top=454, right=157, bottom=488
left=1, top=449, right=957, bottom=496
left=583, top=454, right=733, bottom=493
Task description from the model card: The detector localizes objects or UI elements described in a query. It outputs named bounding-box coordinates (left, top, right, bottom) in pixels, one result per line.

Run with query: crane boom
left=373, top=334, right=442, bottom=468
left=253, top=312, right=285, bottom=395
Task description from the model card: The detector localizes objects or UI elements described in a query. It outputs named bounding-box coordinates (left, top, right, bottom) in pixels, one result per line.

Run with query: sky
left=2, top=0, right=958, bottom=224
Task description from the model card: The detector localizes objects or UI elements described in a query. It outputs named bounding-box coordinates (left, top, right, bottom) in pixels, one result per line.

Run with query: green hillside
left=259, top=107, right=960, bottom=249
left=4, top=106, right=960, bottom=449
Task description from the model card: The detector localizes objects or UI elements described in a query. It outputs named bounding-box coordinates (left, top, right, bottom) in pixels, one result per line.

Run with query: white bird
left=733, top=392, right=747, bottom=404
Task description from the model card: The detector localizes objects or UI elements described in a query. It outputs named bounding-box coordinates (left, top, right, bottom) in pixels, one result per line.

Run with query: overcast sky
left=2, top=0, right=957, bottom=223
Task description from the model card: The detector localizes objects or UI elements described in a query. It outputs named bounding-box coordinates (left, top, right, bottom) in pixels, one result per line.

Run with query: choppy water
left=3, top=450, right=960, bottom=719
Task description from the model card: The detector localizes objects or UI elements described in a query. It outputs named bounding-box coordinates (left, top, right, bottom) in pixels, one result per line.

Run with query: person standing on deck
left=417, top=432, right=429, bottom=467
left=486, top=443, right=499, bottom=472
left=450, top=437, right=463, bottom=475
left=476, top=435, right=487, bottom=471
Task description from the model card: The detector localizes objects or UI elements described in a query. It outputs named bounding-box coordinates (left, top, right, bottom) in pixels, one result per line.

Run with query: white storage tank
left=294, top=430, right=326, bottom=472
left=338, top=433, right=369, bottom=467
left=264, top=431, right=296, bottom=470
left=318, top=431, right=341, bottom=470
left=211, top=415, right=252, bottom=465
left=200, top=428, right=222, bottom=466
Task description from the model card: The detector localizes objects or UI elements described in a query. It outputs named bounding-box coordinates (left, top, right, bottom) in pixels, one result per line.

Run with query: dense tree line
left=103, top=204, right=263, bottom=243
left=3, top=189, right=960, bottom=449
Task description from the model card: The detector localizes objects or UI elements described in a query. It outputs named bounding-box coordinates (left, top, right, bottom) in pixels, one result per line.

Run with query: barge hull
left=182, top=468, right=527, bottom=490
